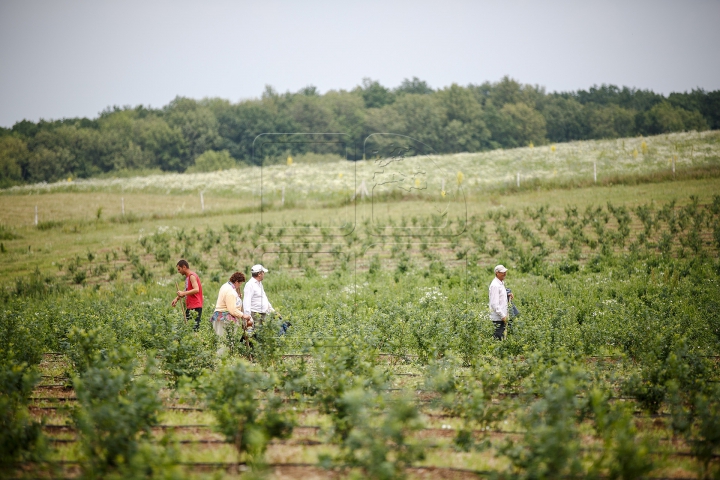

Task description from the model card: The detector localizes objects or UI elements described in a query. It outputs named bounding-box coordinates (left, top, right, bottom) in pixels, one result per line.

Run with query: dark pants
left=492, top=320, right=506, bottom=340
left=251, top=312, right=290, bottom=335
left=250, top=312, right=266, bottom=326
left=186, top=307, right=203, bottom=332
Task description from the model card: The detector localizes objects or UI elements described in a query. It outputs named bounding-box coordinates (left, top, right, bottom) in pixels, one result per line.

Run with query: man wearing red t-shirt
left=172, top=259, right=204, bottom=331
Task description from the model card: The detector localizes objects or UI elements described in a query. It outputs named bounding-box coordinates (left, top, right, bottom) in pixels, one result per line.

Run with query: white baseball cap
left=494, top=264, right=508, bottom=273
left=251, top=264, right=268, bottom=273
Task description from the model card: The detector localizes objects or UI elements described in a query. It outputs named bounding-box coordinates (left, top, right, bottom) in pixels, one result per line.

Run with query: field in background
left=1, top=177, right=719, bottom=283
left=3, top=131, right=719, bottom=199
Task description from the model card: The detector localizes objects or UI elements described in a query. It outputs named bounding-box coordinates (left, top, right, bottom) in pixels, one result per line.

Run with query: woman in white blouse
left=211, top=271, right=253, bottom=337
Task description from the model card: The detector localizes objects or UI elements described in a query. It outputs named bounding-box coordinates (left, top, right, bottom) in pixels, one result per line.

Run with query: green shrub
left=278, top=357, right=318, bottom=398
left=425, top=359, right=505, bottom=452
left=500, top=359, right=587, bottom=479
left=13, top=267, right=64, bottom=298
left=250, top=315, right=287, bottom=368
left=200, top=360, right=294, bottom=471
left=314, top=343, right=389, bottom=442
left=36, top=220, right=64, bottom=231
left=585, top=388, right=655, bottom=479
left=71, top=348, right=162, bottom=477
left=62, top=326, right=119, bottom=375
left=0, top=224, right=21, bottom=240
left=623, top=337, right=711, bottom=414
left=159, top=317, right=214, bottom=387
left=0, top=363, right=46, bottom=475
left=186, top=150, right=236, bottom=173
left=73, top=270, right=87, bottom=285
left=321, top=388, right=424, bottom=480
left=0, top=306, right=45, bottom=366
left=689, top=386, right=720, bottom=479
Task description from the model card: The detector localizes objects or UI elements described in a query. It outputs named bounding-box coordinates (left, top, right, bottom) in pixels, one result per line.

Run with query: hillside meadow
left=4, top=130, right=719, bottom=200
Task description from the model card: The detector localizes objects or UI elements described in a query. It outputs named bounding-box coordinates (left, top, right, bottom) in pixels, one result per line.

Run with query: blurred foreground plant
left=200, top=359, right=294, bottom=474
left=71, top=347, right=169, bottom=479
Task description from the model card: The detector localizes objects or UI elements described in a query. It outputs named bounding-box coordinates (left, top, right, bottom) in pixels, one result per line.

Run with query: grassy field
left=0, top=175, right=718, bottom=283
left=2, top=132, right=720, bottom=479
left=4, top=130, right=719, bottom=198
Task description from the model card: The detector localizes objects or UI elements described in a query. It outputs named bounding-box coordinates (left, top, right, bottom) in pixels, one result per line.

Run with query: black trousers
left=250, top=312, right=266, bottom=326
left=251, top=312, right=290, bottom=335
left=492, top=320, right=506, bottom=340
left=186, top=307, right=203, bottom=332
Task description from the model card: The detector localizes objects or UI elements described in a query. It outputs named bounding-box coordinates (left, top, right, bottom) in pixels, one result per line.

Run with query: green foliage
left=491, top=102, right=547, bottom=148
left=623, top=337, right=712, bottom=414
left=321, top=388, right=425, bottom=480
left=200, top=360, right=294, bottom=471
left=63, top=325, right=119, bottom=375
left=0, top=136, right=27, bottom=187
left=688, top=386, right=720, bottom=479
left=1, top=192, right=720, bottom=475
left=500, top=359, right=588, bottom=479
left=640, top=101, right=709, bottom=135
left=13, top=267, right=64, bottom=298
left=278, top=357, right=317, bottom=398
left=0, top=305, right=46, bottom=366
left=451, top=312, right=487, bottom=366
left=0, top=363, right=46, bottom=475
left=361, top=78, right=395, bottom=109
left=185, top=149, right=236, bottom=173
left=498, top=354, right=655, bottom=479
left=586, top=388, right=655, bottom=479
left=73, top=269, right=87, bottom=284
left=314, top=343, right=390, bottom=442
left=426, top=358, right=505, bottom=451
left=0, top=223, right=21, bottom=240
left=249, top=314, right=286, bottom=368
left=71, top=347, right=163, bottom=478
left=159, top=317, right=214, bottom=387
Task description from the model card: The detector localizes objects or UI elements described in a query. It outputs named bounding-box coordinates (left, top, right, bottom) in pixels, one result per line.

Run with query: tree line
left=1, top=76, right=718, bottom=187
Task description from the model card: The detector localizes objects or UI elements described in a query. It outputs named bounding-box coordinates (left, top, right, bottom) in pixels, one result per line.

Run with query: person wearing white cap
left=243, top=264, right=275, bottom=326
left=489, top=265, right=514, bottom=340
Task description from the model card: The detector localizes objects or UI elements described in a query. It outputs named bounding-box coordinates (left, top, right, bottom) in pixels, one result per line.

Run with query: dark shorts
left=186, top=307, right=202, bottom=331
left=492, top=320, right=506, bottom=340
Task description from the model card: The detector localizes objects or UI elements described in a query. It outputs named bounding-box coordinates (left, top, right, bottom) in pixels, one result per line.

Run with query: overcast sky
left=1, top=0, right=719, bottom=128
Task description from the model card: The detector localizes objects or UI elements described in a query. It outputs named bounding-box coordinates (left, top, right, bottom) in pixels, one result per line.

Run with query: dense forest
left=1, top=76, right=718, bottom=187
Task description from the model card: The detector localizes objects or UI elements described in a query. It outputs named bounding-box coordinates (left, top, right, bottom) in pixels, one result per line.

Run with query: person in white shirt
left=243, top=264, right=275, bottom=326
left=489, top=264, right=514, bottom=340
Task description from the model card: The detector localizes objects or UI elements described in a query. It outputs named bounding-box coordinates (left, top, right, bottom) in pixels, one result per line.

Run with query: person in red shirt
left=172, top=259, right=204, bottom=331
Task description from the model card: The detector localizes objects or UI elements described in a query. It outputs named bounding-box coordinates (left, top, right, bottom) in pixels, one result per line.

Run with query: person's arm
left=260, top=285, right=275, bottom=314
left=178, top=275, right=199, bottom=297
left=187, top=274, right=199, bottom=295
